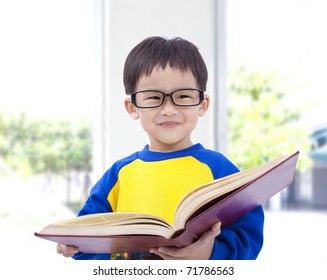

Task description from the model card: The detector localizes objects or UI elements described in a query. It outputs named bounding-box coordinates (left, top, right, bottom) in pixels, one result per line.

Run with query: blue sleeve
left=77, top=173, right=113, bottom=216
left=209, top=205, right=264, bottom=260
left=73, top=252, right=110, bottom=260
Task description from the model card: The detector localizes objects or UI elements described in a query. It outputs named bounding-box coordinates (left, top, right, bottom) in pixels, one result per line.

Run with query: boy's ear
left=198, top=94, right=210, bottom=117
left=124, top=98, right=139, bottom=119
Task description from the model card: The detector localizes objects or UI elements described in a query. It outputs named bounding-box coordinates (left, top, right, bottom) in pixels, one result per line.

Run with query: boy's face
left=124, top=66, right=209, bottom=152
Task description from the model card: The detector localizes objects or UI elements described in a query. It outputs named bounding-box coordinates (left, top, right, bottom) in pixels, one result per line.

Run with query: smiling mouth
left=159, top=122, right=180, bottom=128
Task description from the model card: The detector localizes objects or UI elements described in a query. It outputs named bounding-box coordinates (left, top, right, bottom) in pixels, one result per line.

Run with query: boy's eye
left=145, top=95, right=161, bottom=100
left=176, top=94, right=192, bottom=99
left=140, top=91, right=163, bottom=101
left=175, top=91, right=195, bottom=100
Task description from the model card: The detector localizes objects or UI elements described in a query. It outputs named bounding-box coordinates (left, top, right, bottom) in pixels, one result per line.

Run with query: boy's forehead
left=142, top=65, right=194, bottom=78
left=136, top=66, right=198, bottom=90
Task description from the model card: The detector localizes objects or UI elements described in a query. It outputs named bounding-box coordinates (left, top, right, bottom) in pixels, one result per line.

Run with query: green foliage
left=227, top=66, right=311, bottom=171
left=0, top=112, right=92, bottom=177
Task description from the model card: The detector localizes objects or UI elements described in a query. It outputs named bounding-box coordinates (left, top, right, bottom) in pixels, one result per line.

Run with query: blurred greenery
left=227, top=66, right=311, bottom=171
left=0, top=112, right=92, bottom=203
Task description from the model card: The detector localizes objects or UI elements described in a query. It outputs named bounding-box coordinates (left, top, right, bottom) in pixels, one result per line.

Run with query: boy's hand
left=56, top=243, right=79, bottom=258
left=149, top=221, right=221, bottom=260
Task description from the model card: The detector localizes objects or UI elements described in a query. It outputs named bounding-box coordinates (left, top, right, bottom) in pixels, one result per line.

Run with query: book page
left=51, top=212, right=166, bottom=226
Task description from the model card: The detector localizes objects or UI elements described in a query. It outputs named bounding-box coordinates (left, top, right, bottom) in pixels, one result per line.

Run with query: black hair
left=123, top=36, right=208, bottom=94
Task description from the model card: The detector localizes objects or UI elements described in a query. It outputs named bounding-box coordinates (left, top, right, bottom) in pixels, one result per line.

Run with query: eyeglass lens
left=134, top=89, right=202, bottom=108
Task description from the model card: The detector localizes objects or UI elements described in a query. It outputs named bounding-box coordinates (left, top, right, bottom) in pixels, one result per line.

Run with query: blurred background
left=0, top=0, right=326, bottom=265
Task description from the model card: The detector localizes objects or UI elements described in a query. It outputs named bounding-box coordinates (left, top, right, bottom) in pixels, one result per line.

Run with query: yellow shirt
left=108, top=156, right=214, bottom=226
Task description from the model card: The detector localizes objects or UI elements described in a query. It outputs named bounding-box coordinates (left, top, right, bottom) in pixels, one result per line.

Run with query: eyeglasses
left=131, top=88, right=204, bottom=108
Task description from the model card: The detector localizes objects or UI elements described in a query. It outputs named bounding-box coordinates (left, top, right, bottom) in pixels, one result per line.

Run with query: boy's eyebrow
left=136, top=88, right=202, bottom=92
left=132, top=87, right=202, bottom=94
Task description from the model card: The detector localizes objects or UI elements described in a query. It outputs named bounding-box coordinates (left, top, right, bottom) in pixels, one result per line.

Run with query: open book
left=35, top=151, right=299, bottom=253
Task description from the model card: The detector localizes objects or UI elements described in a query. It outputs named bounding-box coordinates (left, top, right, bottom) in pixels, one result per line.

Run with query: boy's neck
left=147, top=140, right=194, bottom=153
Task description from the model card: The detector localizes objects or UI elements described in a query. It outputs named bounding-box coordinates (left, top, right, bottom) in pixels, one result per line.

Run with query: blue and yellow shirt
left=73, top=144, right=264, bottom=260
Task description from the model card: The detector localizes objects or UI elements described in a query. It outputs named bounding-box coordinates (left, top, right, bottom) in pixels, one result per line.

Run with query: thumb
left=199, top=221, right=221, bottom=243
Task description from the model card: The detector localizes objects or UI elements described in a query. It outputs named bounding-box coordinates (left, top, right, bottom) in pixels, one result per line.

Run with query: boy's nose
left=160, top=97, right=177, bottom=115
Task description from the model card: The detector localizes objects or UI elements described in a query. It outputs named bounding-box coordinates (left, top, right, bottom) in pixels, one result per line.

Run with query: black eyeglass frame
left=130, top=88, right=205, bottom=109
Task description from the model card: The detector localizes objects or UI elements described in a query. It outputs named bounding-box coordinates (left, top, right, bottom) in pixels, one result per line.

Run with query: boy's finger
left=199, top=221, right=221, bottom=242
left=212, top=221, right=222, bottom=235
left=56, top=244, right=78, bottom=255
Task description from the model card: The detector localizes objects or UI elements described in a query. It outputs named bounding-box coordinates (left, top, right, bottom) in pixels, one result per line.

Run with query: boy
left=56, top=36, right=264, bottom=260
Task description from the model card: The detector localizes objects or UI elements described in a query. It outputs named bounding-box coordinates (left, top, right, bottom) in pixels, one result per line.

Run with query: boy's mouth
left=158, top=121, right=180, bottom=128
